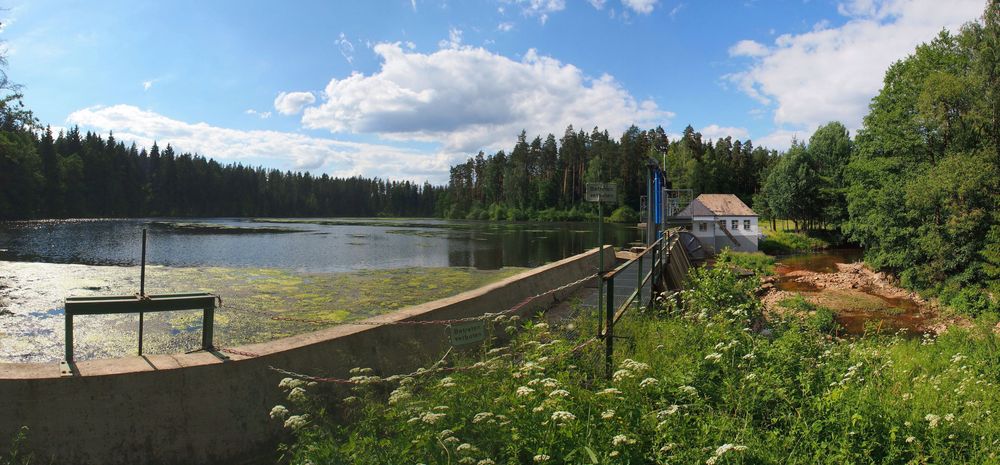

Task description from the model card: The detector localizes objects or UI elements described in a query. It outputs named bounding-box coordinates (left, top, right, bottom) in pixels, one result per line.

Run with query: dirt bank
left=760, top=259, right=968, bottom=335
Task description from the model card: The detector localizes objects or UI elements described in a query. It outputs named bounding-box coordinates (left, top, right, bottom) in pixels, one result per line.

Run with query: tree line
left=441, top=124, right=785, bottom=222
left=0, top=125, right=443, bottom=220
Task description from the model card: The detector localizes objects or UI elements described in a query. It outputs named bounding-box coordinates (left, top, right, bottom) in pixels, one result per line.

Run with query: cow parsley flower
left=472, top=412, right=494, bottom=424
left=421, top=412, right=446, bottom=424
left=550, top=411, right=576, bottom=424
left=926, top=414, right=941, bottom=429
left=287, top=387, right=307, bottom=403
left=283, top=414, right=309, bottom=430
left=533, top=454, right=550, bottom=462
left=640, top=377, right=659, bottom=389
left=549, top=389, right=570, bottom=398
left=269, top=405, right=289, bottom=420
left=601, top=409, right=616, bottom=420
left=612, top=434, right=635, bottom=447
left=517, top=386, right=535, bottom=397
left=704, top=352, right=722, bottom=362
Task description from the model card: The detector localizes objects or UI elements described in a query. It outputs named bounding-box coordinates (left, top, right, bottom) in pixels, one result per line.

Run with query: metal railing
left=597, top=230, right=685, bottom=378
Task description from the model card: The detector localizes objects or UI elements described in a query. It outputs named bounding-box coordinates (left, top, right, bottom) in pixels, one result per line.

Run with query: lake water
left=0, top=218, right=641, bottom=363
left=0, top=218, right=641, bottom=271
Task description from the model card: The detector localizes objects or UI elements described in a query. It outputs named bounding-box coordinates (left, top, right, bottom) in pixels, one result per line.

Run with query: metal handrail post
left=605, top=275, right=615, bottom=379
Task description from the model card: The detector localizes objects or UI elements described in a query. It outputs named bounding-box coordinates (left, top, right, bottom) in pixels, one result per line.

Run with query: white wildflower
left=612, top=369, right=634, bottom=382
left=657, top=405, right=680, bottom=418
left=421, top=412, right=446, bottom=424
left=477, top=460, right=495, bottom=465
left=679, top=385, right=698, bottom=396
left=601, top=409, right=616, bottom=420
left=516, top=386, right=535, bottom=397
left=926, top=414, right=941, bottom=429
left=439, top=377, right=457, bottom=388
left=549, top=389, right=570, bottom=398
left=533, top=454, right=550, bottom=462
left=599, top=388, right=623, bottom=396
left=705, top=352, right=722, bottom=362
left=619, top=359, right=650, bottom=372
left=287, top=387, right=307, bottom=403
left=550, top=411, right=576, bottom=424
left=540, top=378, right=560, bottom=389
left=283, top=414, right=308, bottom=430
left=612, top=434, right=636, bottom=447
left=456, top=443, right=478, bottom=454
left=269, top=405, right=289, bottom=420
left=388, top=388, right=411, bottom=405
left=472, top=412, right=494, bottom=424
left=639, top=377, right=659, bottom=389
left=906, top=436, right=916, bottom=443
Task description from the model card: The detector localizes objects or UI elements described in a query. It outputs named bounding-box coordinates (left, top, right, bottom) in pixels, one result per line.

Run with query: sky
left=2, top=0, right=987, bottom=184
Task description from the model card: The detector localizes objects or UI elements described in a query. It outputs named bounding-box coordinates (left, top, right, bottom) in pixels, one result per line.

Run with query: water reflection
left=0, top=218, right=642, bottom=272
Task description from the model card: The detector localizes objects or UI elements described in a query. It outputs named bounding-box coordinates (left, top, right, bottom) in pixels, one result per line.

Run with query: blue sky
left=3, top=0, right=985, bottom=183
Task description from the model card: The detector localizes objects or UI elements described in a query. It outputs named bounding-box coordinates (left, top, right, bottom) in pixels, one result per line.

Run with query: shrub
left=276, top=269, right=1000, bottom=465
left=715, top=249, right=776, bottom=275
left=607, top=206, right=639, bottom=224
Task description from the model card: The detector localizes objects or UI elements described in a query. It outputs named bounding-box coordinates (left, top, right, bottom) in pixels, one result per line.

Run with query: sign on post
left=447, top=321, right=486, bottom=346
left=586, top=182, right=617, bottom=203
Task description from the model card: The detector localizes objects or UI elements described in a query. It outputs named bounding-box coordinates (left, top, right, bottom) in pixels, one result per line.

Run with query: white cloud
left=756, top=128, right=802, bottom=151
left=410, top=0, right=417, bottom=12
left=66, top=104, right=451, bottom=181
left=438, top=27, right=463, bottom=49
left=497, top=22, right=515, bottom=32
left=504, top=0, right=566, bottom=24
left=588, top=0, right=607, bottom=9
left=296, top=43, right=670, bottom=153
left=728, top=0, right=983, bottom=133
left=669, top=3, right=684, bottom=19
left=274, top=91, right=317, bottom=115
left=728, top=39, right=768, bottom=57
left=244, top=109, right=272, bottom=119
left=622, top=0, right=658, bottom=15
left=142, top=80, right=154, bottom=91
left=335, top=32, right=355, bottom=64
left=699, top=124, right=750, bottom=141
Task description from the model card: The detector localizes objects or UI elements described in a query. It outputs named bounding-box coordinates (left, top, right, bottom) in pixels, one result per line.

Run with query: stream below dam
left=766, top=249, right=933, bottom=336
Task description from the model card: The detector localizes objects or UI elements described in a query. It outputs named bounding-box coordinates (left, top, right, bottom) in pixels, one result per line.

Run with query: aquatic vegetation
left=0, top=262, right=524, bottom=362
left=276, top=266, right=1000, bottom=465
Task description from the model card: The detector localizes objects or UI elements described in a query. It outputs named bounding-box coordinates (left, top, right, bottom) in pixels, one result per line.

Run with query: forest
left=0, top=125, right=443, bottom=219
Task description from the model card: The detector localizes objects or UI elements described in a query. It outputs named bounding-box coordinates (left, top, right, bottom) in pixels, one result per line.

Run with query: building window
left=731, top=220, right=738, bottom=230
left=718, top=220, right=725, bottom=229
left=699, top=222, right=707, bottom=232
left=744, top=220, right=751, bottom=230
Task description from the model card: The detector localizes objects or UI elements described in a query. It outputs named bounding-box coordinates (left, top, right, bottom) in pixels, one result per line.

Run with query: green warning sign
left=448, top=321, right=486, bottom=346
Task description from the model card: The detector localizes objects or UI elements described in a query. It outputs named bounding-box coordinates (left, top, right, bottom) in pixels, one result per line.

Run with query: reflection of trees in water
left=446, top=224, right=641, bottom=270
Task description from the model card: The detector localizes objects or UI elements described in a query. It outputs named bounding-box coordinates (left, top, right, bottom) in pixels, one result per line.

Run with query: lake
left=0, top=218, right=641, bottom=363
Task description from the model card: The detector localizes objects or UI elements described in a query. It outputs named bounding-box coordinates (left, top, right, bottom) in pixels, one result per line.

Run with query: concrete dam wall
left=0, top=246, right=613, bottom=465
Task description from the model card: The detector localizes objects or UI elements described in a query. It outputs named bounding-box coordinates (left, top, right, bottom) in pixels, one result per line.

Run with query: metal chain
left=266, top=336, right=600, bottom=385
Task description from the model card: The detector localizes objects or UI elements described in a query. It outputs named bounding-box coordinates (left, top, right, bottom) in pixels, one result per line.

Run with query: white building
left=676, top=194, right=759, bottom=253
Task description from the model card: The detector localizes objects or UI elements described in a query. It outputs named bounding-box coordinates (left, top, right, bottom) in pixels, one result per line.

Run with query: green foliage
left=779, top=295, right=840, bottom=334
left=758, top=227, right=830, bottom=255
left=276, top=267, right=1000, bottom=465
left=446, top=123, right=779, bottom=222
left=843, top=12, right=1000, bottom=315
left=2, top=427, right=32, bottom=465
left=715, top=249, right=776, bottom=275
left=607, top=205, right=638, bottom=224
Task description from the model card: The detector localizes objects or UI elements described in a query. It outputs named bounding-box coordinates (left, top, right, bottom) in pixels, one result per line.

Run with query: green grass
left=715, top=249, right=776, bottom=275
left=272, top=266, right=1000, bottom=464
left=759, top=223, right=831, bottom=255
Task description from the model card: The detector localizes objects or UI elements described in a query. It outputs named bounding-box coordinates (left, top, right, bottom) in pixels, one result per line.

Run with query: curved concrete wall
left=0, top=246, right=612, bottom=465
